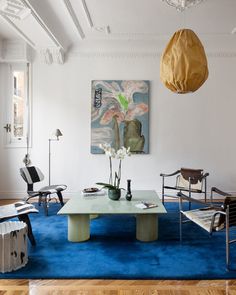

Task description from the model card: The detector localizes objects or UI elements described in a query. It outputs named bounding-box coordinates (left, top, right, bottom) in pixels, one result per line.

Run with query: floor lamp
left=48, top=129, right=63, bottom=186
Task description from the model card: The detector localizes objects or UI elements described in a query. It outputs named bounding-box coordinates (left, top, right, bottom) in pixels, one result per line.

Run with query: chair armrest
left=199, top=172, right=209, bottom=181
left=212, top=210, right=226, bottom=217
left=177, top=192, right=206, bottom=205
left=210, top=210, right=226, bottom=233
left=160, top=170, right=180, bottom=177
left=177, top=192, right=216, bottom=207
left=211, top=187, right=231, bottom=197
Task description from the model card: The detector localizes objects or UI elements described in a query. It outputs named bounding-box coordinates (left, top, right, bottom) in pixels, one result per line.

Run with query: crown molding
left=90, top=33, right=169, bottom=41
left=69, top=51, right=161, bottom=58
left=21, top=0, right=66, bottom=50
left=68, top=50, right=236, bottom=59
left=63, top=0, right=85, bottom=40
left=0, top=13, right=35, bottom=48
left=207, top=51, right=236, bottom=58
left=76, top=32, right=236, bottom=42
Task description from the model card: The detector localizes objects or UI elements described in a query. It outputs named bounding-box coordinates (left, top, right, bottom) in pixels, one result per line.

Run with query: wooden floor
left=1, top=199, right=236, bottom=295
left=1, top=279, right=236, bottom=295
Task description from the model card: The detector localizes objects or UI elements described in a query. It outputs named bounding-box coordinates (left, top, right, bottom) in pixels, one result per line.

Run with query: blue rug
left=1, top=202, right=236, bottom=279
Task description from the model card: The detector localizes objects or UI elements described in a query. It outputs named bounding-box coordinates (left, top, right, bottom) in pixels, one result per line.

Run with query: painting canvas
left=91, top=80, right=149, bottom=154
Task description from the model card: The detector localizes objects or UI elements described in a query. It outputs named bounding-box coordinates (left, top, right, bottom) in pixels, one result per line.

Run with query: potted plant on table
left=97, top=144, right=131, bottom=200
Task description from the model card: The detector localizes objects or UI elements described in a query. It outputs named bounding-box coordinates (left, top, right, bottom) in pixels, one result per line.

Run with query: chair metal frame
left=160, top=169, right=209, bottom=206
left=179, top=189, right=236, bottom=270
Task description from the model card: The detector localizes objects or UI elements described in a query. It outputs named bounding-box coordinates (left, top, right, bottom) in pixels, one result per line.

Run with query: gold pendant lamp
left=160, top=29, right=209, bottom=94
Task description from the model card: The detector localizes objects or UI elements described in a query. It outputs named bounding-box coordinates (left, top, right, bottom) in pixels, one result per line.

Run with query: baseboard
left=0, top=192, right=79, bottom=199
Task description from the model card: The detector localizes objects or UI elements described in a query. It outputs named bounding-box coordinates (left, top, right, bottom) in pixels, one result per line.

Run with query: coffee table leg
left=68, top=214, right=90, bottom=242
left=90, top=214, right=98, bottom=219
left=136, top=214, right=158, bottom=242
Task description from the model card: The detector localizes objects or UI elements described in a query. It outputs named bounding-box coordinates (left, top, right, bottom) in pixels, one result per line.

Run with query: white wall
left=1, top=48, right=236, bottom=198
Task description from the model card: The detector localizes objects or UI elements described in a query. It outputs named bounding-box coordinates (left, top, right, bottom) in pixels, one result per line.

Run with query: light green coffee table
left=58, top=190, right=166, bottom=242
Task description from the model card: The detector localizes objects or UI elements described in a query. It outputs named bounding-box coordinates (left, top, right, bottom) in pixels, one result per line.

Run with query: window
left=4, top=63, right=31, bottom=148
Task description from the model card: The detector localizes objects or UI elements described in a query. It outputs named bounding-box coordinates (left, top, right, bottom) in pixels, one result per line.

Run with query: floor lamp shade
left=52, top=129, right=63, bottom=139
left=160, top=29, right=209, bottom=94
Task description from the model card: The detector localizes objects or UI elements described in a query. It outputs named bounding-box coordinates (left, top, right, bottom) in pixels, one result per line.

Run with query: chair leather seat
left=182, top=208, right=223, bottom=232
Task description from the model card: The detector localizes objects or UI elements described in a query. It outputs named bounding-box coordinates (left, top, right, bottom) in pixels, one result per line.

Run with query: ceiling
left=0, top=0, right=236, bottom=54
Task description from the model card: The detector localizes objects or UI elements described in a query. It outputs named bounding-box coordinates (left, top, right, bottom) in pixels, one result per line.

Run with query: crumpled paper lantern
left=160, top=29, right=209, bottom=94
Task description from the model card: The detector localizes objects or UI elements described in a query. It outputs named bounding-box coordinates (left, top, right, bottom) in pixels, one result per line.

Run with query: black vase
left=126, top=179, right=132, bottom=201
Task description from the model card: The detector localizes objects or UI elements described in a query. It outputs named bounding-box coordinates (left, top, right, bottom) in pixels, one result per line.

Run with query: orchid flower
left=98, top=144, right=131, bottom=189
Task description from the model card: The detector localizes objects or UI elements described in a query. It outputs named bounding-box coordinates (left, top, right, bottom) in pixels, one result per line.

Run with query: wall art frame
left=91, top=80, right=149, bottom=154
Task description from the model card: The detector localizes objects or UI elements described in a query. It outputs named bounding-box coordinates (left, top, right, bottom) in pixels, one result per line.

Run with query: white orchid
left=99, top=143, right=116, bottom=158
left=116, top=146, right=131, bottom=160
left=106, top=149, right=116, bottom=158
left=98, top=144, right=131, bottom=189
left=99, top=143, right=109, bottom=150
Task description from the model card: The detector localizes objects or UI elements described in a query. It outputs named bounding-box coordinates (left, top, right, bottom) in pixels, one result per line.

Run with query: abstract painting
left=91, top=80, right=149, bottom=154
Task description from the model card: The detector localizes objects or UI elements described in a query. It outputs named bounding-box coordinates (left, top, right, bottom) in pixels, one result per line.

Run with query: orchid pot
left=108, top=188, right=121, bottom=201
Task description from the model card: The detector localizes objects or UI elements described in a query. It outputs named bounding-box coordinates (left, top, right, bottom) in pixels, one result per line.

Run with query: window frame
left=4, top=62, right=31, bottom=148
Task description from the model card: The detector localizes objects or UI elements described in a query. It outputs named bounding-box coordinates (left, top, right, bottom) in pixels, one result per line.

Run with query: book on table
left=82, top=188, right=105, bottom=196
left=135, top=202, right=158, bottom=209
